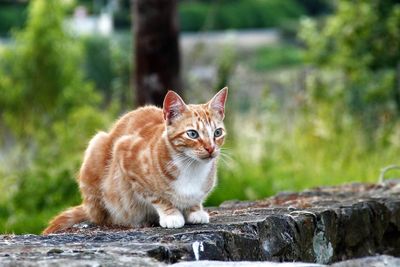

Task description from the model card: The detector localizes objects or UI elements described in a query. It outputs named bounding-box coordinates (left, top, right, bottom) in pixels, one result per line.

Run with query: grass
left=244, top=44, right=304, bottom=71
left=206, top=108, right=400, bottom=206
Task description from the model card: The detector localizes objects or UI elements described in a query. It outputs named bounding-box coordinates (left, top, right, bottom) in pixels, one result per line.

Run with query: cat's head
left=163, top=87, right=228, bottom=162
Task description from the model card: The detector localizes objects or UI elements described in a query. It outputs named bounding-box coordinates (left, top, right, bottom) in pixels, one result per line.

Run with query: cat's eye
left=186, top=129, right=199, bottom=139
left=214, top=128, right=223, bottom=138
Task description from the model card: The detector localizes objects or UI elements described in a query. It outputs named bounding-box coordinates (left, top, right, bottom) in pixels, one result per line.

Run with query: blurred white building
left=67, top=0, right=118, bottom=36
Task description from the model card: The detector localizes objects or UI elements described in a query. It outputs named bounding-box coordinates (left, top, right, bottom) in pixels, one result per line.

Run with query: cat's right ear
left=163, top=90, right=187, bottom=124
left=208, top=87, right=228, bottom=119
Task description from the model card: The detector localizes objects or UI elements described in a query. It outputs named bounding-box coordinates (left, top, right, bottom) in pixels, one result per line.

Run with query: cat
left=43, top=87, right=228, bottom=234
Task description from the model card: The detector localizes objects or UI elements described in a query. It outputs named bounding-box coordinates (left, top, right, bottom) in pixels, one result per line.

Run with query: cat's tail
left=42, top=205, right=87, bottom=235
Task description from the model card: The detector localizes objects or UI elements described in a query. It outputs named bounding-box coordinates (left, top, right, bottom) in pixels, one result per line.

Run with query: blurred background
left=1, top=0, right=400, bottom=234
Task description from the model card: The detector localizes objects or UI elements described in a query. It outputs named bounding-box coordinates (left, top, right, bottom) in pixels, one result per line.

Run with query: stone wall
left=1, top=180, right=400, bottom=266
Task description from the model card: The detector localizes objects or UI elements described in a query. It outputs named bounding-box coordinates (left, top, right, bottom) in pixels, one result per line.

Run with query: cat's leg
left=79, top=131, right=111, bottom=225
left=110, top=136, right=184, bottom=228
left=184, top=204, right=209, bottom=224
left=151, top=198, right=185, bottom=228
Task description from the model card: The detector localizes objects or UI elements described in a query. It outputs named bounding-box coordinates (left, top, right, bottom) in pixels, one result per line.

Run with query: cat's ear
left=163, top=90, right=187, bottom=124
left=208, top=87, right=228, bottom=119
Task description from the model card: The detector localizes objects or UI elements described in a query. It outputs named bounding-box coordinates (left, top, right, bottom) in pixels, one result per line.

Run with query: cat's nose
left=204, top=145, right=215, bottom=155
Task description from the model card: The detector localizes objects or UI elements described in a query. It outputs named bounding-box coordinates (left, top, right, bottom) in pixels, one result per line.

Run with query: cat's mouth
left=199, top=152, right=217, bottom=160
left=183, top=151, right=217, bottom=161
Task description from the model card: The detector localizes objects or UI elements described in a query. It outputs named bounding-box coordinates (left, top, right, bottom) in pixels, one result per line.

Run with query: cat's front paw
left=159, top=213, right=185, bottom=228
left=186, top=210, right=209, bottom=224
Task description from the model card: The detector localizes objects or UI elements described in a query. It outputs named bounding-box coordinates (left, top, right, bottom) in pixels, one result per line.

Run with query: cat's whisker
left=218, top=157, right=229, bottom=167
left=181, top=157, right=197, bottom=174
left=219, top=151, right=234, bottom=161
left=167, top=154, right=190, bottom=169
left=219, top=148, right=232, bottom=156
left=218, top=152, right=235, bottom=167
left=169, top=154, right=193, bottom=173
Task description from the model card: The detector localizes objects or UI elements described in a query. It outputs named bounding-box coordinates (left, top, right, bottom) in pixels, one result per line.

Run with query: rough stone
left=1, top=180, right=400, bottom=266
left=331, top=255, right=400, bottom=267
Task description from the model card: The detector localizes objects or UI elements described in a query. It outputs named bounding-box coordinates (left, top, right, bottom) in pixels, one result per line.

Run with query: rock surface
left=1, top=180, right=400, bottom=266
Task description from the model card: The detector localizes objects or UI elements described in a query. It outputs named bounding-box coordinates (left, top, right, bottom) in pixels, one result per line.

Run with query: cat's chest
left=171, top=161, right=213, bottom=207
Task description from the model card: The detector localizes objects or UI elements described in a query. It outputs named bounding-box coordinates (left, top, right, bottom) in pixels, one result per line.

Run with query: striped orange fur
left=43, top=88, right=228, bottom=234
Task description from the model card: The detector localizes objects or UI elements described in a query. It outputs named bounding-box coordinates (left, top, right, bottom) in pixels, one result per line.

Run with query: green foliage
left=246, top=44, right=304, bottom=71
left=0, top=0, right=111, bottom=234
left=209, top=119, right=399, bottom=205
left=300, top=1, right=400, bottom=71
left=109, top=32, right=134, bottom=109
left=179, top=2, right=210, bottom=32
left=0, top=0, right=101, bottom=136
left=208, top=1, right=400, bottom=205
left=295, top=0, right=332, bottom=16
left=83, top=36, right=114, bottom=98
left=102, top=0, right=330, bottom=31
left=179, top=0, right=306, bottom=31
left=0, top=0, right=330, bottom=35
left=299, top=0, right=400, bottom=122
left=207, top=68, right=400, bottom=206
left=215, top=45, right=236, bottom=90
left=81, top=32, right=133, bottom=108
left=0, top=4, right=27, bottom=36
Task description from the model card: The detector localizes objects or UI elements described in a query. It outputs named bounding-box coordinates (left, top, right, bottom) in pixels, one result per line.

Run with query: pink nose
left=205, top=145, right=215, bottom=154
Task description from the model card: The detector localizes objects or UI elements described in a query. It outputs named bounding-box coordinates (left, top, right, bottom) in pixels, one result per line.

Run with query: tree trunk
left=133, top=0, right=181, bottom=107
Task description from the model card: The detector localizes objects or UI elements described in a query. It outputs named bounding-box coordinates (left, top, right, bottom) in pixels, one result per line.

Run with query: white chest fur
left=171, top=159, right=213, bottom=209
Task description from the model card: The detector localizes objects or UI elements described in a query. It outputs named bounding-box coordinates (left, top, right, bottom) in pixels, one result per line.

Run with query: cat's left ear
left=208, top=87, right=228, bottom=119
left=163, top=90, right=187, bottom=124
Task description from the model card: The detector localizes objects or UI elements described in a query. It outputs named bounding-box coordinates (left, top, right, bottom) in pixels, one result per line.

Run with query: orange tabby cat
left=43, top=88, right=228, bottom=234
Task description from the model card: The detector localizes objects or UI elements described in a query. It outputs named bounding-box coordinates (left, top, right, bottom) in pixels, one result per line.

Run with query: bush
left=299, top=0, right=400, bottom=130
left=246, top=44, right=304, bottom=71
left=81, top=32, right=133, bottom=109
left=206, top=68, right=400, bottom=205
left=0, top=4, right=27, bottom=36
left=179, top=0, right=306, bottom=31
left=82, top=36, right=114, bottom=101
left=295, top=0, right=332, bottom=16
left=0, top=0, right=111, bottom=234
left=179, top=2, right=210, bottom=31
left=111, top=0, right=331, bottom=31
left=206, top=1, right=400, bottom=205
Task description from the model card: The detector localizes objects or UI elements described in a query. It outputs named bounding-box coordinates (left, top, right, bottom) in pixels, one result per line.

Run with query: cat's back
left=110, top=106, right=165, bottom=139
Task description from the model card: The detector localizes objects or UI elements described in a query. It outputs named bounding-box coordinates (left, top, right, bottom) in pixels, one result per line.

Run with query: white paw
left=186, top=210, right=209, bottom=224
left=159, top=213, right=185, bottom=228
